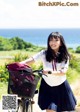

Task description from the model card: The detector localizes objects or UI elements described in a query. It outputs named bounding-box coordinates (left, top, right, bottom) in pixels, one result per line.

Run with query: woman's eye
left=55, top=39, right=59, bottom=41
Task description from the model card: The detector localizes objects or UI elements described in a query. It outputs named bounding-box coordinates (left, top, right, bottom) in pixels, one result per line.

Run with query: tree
left=0, top=36, right=36, bottom=50
left=68, top=47, right=75, bottom=53
left=75, top=46, right=80, bottom=53
left=0, top=36, right=13, bottom=50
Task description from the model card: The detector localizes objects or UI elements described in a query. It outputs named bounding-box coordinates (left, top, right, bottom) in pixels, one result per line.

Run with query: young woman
left=20, top=32, right=77, bottom=112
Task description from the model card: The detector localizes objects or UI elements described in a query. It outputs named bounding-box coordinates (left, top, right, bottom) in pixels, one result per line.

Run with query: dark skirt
left=38, top=78, right=77, bottom=112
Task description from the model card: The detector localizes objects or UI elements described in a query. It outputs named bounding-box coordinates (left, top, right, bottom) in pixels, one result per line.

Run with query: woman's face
left=49, top=37, right=61, bottom=52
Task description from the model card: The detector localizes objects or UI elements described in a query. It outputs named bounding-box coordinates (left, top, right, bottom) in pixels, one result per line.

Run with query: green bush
left=14, top=52, right=29, bottom=62
left=26, top=46, right=45, bottom=52
left=75, top=46, right=80, bottom=53
left=69, top=54, right=80, bottom=69
left=0, top=65, right=9, bottom=82
left=0, top=52, right=29, bottom=82
left=67, top=67, right=80, bottom=83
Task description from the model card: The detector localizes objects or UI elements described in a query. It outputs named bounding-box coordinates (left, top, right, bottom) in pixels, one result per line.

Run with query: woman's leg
left=46, top=109, right=56, bottom=112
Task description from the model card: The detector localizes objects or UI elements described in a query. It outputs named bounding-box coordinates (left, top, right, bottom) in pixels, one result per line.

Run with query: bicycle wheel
left=17, top=99, right=23, bottom=112
left=26, top=100, right=33, bottom=112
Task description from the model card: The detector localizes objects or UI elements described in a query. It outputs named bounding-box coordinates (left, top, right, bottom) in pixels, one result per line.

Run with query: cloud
left=0, top=0, right=80, bottom=28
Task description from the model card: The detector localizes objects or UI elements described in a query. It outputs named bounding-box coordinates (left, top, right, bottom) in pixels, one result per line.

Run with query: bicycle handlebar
left=33, top=69, right=47, bottom=77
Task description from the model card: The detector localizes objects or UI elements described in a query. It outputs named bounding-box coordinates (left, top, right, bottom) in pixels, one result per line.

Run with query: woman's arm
left=19, top=57, right=35, bottom=66
left=20, top=50, right=45, bottom=66
left=43, top=59, right=69, bottom=76
left=43, top=70, right=65, bottom=76
left=52, top=71, right=65, bottom=76
left=52, top=59, right=69, bottom=76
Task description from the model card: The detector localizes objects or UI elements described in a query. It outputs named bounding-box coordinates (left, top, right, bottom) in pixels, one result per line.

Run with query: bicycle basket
left=7, top=62, right=40, bottom=98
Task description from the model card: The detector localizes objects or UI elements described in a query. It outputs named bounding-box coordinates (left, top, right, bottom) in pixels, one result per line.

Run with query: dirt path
left=70, top=79, right=80, bottom=112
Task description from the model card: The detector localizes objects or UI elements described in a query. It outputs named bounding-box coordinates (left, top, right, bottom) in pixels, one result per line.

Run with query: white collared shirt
left=32, top=50, right=69, bottom=86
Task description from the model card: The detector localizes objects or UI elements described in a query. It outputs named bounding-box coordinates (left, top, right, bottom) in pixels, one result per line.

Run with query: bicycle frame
left=18, top=97, right=33, bottom=112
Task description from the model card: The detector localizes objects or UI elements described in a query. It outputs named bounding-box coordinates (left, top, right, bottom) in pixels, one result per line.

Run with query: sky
left=0, top=0, right=80, bottom=28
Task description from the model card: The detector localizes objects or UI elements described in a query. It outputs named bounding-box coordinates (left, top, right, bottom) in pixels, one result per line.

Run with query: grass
left=73, top=53, right=80, bottom=58
left=0, top=82, right=8, bottom=100
left=71, top=78, right=80, bottom=108
left=0, top=50, right=36, bottom=57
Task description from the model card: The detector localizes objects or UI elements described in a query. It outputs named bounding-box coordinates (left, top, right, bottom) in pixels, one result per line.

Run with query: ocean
left=0, top=28, right=80, bottom=49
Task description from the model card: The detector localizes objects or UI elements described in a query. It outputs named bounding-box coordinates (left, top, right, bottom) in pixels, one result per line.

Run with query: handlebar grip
left=33, top=69, right=47, bottom=77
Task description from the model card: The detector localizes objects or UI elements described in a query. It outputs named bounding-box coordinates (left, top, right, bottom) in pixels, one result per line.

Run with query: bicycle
left=17, top=70, right=43, bottom=112
left=6, top=62, right=44, bottom=112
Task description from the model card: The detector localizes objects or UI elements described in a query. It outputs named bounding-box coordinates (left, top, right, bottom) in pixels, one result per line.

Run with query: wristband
left=48, top=71, right=52, bottom=74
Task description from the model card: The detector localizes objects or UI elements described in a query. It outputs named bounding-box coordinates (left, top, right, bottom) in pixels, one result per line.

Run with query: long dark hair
left=45, top=32, right=70, bottom=63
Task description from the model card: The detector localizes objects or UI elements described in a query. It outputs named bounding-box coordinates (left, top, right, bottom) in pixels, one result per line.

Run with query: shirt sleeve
left=60, top=58, right=69, bottom=73
left=32, top=50, right=45, bottom=62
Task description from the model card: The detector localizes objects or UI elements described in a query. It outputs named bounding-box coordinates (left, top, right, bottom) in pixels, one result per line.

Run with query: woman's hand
left=52, top=71, right=65, bottom=76
left=19, top=61, right=26, bottom=65
left=42, top=70, right=48, bottom=75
